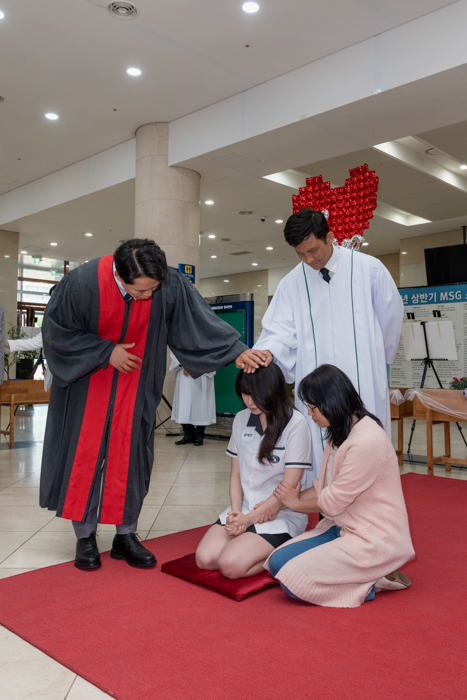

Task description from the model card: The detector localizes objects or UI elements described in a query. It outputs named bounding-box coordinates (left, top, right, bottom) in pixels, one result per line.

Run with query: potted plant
left=3, top=324, right=40, bottom=380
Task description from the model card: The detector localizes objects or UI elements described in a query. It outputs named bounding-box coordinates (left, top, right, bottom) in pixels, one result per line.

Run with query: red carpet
left=0, top=473, right=465, bottom=700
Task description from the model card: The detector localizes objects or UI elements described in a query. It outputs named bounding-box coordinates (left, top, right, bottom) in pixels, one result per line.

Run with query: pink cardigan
left=264, top=416, right=415, bottom=608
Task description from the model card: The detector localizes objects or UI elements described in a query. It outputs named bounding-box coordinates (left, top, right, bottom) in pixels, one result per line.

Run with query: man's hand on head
left=235, top=349, right=273, bottom=374
left=109, top=343, right=142, bottom=374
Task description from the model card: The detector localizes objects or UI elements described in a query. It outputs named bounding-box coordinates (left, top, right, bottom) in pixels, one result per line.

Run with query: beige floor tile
left=0, top=487, right=40, bottom=506
left=152, top=505, right=224, bottom=531
left=66, top=676, right=113, bottom=699
left=164, top=484, right=230, bottom=506
left=142, top=484, right=173, bottom=505
left=0, top=506, right=56, bottom=532
left=178, top=460, right=231, bottom=474
left=0, top=568, right=37, bottom=579
left=0, top=461, right=41, bottom=474
left=0, top=530, right=107, bottom=568
left=9, top=471, right=41, bottom=487
left=0, top=474, right=26, bottom=488
left=0, top=626, right=76, bottom=700
left=146, top=530, right=181, bottom=539
left=148, top=471, right=179, bottom=487
left=0, top=532, right=37, bottom=564
left=173, top=471, right=230, bottom=487
left=151, top=459, right=185, bottom=473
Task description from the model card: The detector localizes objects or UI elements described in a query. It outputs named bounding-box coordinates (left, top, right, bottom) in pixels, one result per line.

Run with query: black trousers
left=182, top=424, right=206, bottom=438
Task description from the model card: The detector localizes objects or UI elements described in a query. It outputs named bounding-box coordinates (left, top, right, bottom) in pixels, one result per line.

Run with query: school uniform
left=218, top=408, right=312, bottom=545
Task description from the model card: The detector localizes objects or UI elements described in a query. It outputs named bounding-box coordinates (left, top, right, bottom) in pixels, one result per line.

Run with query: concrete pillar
left=134, top=123, right=201, bottom=433
left=135, top=122, right=200, bottom=278
left=0, top=230, right=19, bottom=380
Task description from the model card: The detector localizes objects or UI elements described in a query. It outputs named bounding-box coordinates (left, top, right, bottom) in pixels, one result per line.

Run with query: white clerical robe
left=254, top=246, right=403, bottom=477
left=169, top=352, right=216, bottom=426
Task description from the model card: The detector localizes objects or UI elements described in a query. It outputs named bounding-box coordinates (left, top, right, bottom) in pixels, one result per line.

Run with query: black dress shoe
left=194, top=438, right=204, bottom=446
left=74, top=532, right=101, bottom=571
left=110, top=533, right=157, bottom=568
left=175, top=436, right=194, bottom=445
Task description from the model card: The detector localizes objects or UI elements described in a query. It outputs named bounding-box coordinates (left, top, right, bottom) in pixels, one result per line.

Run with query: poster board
left=390, top=283, right=467, bottom=388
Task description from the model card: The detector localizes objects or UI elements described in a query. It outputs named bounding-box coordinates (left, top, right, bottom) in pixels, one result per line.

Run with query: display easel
left=404, top=320, right=467, bottom=453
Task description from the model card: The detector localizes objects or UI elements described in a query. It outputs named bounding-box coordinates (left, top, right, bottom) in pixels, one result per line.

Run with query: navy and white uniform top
left=218, top=408, right=312, bottom=538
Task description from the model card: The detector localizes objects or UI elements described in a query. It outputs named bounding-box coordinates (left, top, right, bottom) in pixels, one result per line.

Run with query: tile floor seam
left=0, top=530, right=41, bottom=565
left=63, top=674, right=78, bottom=699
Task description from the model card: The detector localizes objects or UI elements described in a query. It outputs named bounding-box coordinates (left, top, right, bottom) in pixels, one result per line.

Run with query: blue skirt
left=268, top=525, right=375, bottom=603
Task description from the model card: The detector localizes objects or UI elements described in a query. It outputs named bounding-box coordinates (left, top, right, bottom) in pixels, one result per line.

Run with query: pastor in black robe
left=40, top=254, right=246, bottom=525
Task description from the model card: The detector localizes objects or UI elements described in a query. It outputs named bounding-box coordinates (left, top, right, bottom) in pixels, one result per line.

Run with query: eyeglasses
left=301, top=400, right=317, bottom=412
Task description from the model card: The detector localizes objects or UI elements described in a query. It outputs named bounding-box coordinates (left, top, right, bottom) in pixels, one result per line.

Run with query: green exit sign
left=33, top=257, right=41, bottom=264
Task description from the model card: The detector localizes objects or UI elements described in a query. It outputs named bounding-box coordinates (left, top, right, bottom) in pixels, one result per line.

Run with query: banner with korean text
left=390, top=284, right=467, bottom=388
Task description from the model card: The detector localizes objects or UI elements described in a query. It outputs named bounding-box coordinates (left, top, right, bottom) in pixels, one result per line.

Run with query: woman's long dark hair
left=235, top=364, right=294, bottom=465
left=298, top=364, right=383, bottom=448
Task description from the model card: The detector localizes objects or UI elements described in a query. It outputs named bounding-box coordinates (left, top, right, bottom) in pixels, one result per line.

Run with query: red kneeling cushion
left=161, top=553, right=279, bottom=601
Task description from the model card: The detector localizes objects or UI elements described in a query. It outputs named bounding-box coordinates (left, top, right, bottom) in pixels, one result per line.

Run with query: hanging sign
left=178, top=263, right=195, bottom=284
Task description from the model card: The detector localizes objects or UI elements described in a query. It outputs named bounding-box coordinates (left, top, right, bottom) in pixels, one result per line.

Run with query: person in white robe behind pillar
left=236, top=207, right=403, bottom=478
left=169, top=350, right=216, bottom=446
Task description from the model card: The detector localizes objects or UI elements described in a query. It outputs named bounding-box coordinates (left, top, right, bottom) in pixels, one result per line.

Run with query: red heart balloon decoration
left=292, top=164, right=379, bottom=244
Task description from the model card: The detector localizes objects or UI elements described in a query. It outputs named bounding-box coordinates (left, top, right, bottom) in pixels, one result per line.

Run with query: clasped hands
left=226, top=481, right=301, bottom=537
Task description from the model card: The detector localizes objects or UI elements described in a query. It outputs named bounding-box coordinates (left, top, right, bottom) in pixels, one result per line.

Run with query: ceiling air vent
left=230, top=251, right=252, bottom=256
left=108, top=2, right=138, bottom=19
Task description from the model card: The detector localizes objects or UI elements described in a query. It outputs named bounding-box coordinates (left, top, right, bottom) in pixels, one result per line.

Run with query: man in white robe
left=236, top=208, right=403, bottom=478
left=169, top=351, right=216, bottom=446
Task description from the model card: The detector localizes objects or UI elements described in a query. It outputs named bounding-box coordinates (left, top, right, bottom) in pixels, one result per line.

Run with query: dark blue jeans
left=269, top=525, right=375, bottom=602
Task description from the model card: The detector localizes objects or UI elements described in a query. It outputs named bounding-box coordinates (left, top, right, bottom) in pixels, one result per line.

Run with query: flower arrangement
left=450, top=377, right=467, bottom=390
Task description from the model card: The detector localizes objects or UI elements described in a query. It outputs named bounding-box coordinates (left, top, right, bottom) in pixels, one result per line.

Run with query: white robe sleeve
left=371, top=262, right=404, bottom=364
left=254, top=278, right=297, bottom=383
left=8, top=332, right=43, bottom=353
left=169, top=350, right=182, bottom=373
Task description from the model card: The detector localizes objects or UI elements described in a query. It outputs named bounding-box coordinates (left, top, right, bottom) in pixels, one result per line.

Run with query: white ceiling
left=0, top=0, right=457, bottom=193
left=2, top=0, right=467, bottom=277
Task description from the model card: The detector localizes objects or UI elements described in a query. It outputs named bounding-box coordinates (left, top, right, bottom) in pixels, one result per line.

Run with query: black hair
left=235, top=364, right=294, bottom=465
left=114, top=239, right=167, bottom=285
left=298, top=364, right=383, bottom=448
left=49, top=285, right=57, bottom=296
left=283, top=207, right=329, bottom=247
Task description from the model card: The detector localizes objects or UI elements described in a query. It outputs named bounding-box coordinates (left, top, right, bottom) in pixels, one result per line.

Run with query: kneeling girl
left=196, top=363, right=312, bottom=579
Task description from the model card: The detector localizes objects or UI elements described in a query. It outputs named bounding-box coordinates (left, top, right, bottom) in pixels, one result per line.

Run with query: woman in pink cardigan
left=265, top=364, right=415, bottom=608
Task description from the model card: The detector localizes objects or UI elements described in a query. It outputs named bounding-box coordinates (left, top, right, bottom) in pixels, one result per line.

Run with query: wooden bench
left=412, top=390, right=467, bottom=475
left=0, top=379, right=50, bottom=448
left=389, top=388, right=413, bottom=466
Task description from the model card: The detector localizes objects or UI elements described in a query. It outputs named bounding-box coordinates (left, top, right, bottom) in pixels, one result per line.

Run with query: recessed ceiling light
left=85, top=232, right=93, bottom=237
left=20, top=250, right=28, bottom=254
left=0, top=11, right=5, bottom=19
left=362, top=242, right=369, bottom=246
left=211, top=255, right=217, bottom=258
left=127, top=68, right=141, bottom=76
left=205, top=200, right=214, bottom=205
left=275, top=219, right=283, bottom=224
left=4, top=255, right=10, bottom=258
left=224, top=279, right=229, bottom=283
left=401, top=251, right=408, bottom=254
left=266, top=246, right=273, bottom=250
left=85, top=260, right=89, bottom=262
left=45, top=113, right=59, bottom=120
left=50, top=242, right=58, bottom=246
left=252, top=262, right=258, bottom=266
left=108, top=2, right=138, bottom=19
left=243, top=2, right=259, bottom=13
left=460, top=165, right=467, bottom=170
left=208, top=234, right=216, bottom=238
left=257, top=285, right=262, bottom=287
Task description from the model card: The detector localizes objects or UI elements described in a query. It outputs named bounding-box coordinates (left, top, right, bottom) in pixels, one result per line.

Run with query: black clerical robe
left=40, top=255, right=246, bottom=524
